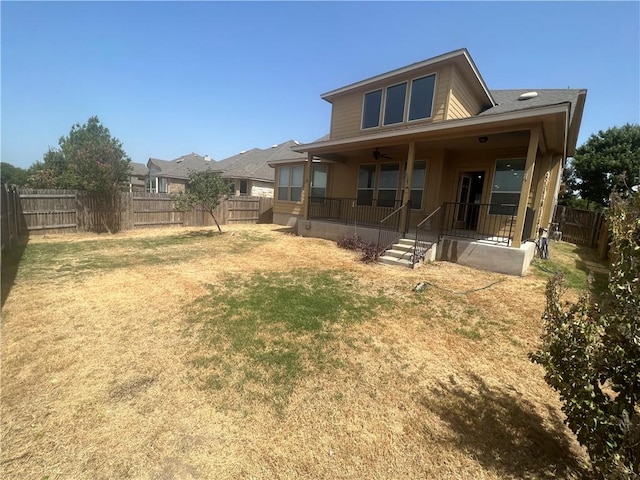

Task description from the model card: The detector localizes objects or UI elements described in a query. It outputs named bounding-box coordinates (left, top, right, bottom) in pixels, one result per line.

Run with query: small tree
left=531, top=190, right=640, bottom=478
left=173, top=170, right=227, bottom=233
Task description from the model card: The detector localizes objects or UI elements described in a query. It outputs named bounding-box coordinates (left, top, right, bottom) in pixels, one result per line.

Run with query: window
left=361, top=74, right=436, bottom=128
left=409, top=161, right=427, bottom=208
left=377, top=163, right=400, bottom=207
left=227, top=180, right=236, bottom=196
left=357, top=165, right=376, bottom=206
left=362, top=90, right=382, bottom=129
left=489, top=158, right=526, bottom=215
left=311, top=165, right=328, bottom=202
left=240, top=180, right=248, bottom=196
left=408, top=74, right=436, bottom=121
left=278, top=166, right=304, bottom=202
left=383, top=83, right=407, bottom=125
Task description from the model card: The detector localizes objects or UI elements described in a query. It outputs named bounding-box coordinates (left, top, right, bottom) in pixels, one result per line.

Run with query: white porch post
left=512, top=129, right=539, bottom=248
left=399, top=142, right=416, bottom=232
left=303, top=152, right=313, bottom=221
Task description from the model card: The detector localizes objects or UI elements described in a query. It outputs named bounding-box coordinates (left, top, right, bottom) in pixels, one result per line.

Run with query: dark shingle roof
left=147, top=153, right=217, bottom=180
left=215, top=140, right=306, bottom=182
left=130, top=162, right=148, bottom=176
left=480, top=89, right=585, bottom=123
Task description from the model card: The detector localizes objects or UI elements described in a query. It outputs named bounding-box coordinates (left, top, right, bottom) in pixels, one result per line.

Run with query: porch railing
left=440, top=202, right=517, bottom=245
left=411, top=206, right=442, bottom=265
left=309, top=197, right=402, bottom=229
left=376, top=202, right=411, bottom=258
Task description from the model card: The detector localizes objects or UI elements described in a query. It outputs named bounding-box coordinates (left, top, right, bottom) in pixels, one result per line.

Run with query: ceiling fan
left=372, top=147, right=393, bottom=161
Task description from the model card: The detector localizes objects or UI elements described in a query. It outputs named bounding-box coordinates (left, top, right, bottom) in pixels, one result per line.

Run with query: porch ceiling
left=297, top=104, right=569, bottom=162
left=314, top=130, right=532, bottom=163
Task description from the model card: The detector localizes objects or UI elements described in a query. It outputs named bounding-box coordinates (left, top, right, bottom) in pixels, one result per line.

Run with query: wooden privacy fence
left=1, top=186, right=273, bottom=238
left=553, top=205, right=605, bottom=247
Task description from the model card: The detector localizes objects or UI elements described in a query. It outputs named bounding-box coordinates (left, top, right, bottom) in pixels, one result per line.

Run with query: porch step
left=379, top=238, right=436, bottom=269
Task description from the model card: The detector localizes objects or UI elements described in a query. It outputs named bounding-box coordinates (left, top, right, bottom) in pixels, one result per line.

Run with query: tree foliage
left=572, top=124, right=640, bottom=207
left=173, top=170, right=227, bottom=233
left=26, top=116, right=132, bottom=232
left=531, top=190, right=640, bottom=478
left=26, top=116, right=132, bottom=194
left=0, top=162, right=29, bottom=186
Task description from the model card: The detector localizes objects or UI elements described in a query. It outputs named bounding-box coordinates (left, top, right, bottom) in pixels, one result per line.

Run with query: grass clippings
left=1, top=225, right=598, bottom=479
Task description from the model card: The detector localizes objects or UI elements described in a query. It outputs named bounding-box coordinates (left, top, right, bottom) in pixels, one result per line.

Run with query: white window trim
left=407, top=73, right=438, bottom=124
left=360, top=73, right=438, bottom=131
left=277, top=165, right=304, bottom=203
left=382, top=81, right=408, bottom=126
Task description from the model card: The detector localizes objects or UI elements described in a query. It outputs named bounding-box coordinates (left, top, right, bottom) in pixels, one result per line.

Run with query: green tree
left=27, top=117, right=132, bottom=232
left=531, top=190, right=640, bottom=478
left=0, top=162, right=29, bottom=186
left=572, top=124, right=640, bottom=207
left=173, top=170, right=227, bottom=233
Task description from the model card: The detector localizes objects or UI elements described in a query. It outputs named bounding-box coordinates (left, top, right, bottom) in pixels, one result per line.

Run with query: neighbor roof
left=130, top=162, right=148, bottom=176
left=147, top=153, right=216, bottom=180
left=215, top=140, right=306, bottom=182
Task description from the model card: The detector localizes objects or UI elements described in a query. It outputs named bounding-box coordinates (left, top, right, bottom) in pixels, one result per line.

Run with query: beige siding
left=446, top=66, right=484, bottom=120
left=328, top=64, right=452, bottom=140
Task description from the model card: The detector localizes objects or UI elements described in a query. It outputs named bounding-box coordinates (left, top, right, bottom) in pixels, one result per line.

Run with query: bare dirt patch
left=1, top=224, right=590, bottom=479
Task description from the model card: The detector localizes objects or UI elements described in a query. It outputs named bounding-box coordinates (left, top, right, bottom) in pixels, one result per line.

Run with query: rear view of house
left=271, top=48, right=586, bottom=275
left=146, top=153, right=216, bottom=193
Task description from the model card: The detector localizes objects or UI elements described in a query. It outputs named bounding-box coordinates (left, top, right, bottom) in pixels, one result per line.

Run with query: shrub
left=337, top=234, right=378, bottom=263
left=531, top=191, right=640, bottom=478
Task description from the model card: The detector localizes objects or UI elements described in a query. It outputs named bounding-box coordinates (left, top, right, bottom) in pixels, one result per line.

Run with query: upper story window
left=408, top=74, right=436, bottom=121
left=383, top=83, right=407, bottom=125
left=362, top=90, right=383, bottom=129
left=362, top=73, right=436, bottom=129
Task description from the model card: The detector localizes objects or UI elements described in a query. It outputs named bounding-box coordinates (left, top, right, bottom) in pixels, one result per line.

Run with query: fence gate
left=553, top=205, right=604, bottom=247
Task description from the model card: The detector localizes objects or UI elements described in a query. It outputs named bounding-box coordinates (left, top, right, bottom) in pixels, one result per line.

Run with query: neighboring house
left=270, top=48, right=586, bottom=275
left=128, top=162, right=148, bottom=192
left=214, top=140, right=305, bottom=197
left=146, top=153, right=216, bottom=193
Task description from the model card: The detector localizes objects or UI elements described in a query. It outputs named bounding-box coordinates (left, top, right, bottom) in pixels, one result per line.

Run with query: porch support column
left=512, top=129, right=539, bottom=248
left=302, top=152, right=313, bottom=221
left=399, top=141, right=416, bottom=233
left=531, top=151, right=553, bottom=236
left=540, top=153, right=564, bottom=229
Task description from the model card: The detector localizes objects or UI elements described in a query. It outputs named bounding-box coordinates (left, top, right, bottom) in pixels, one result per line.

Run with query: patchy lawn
left=1, top=225, right=602, bottom=479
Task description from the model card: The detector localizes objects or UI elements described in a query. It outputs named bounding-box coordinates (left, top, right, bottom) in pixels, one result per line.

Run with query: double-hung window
left=310, top=165, right=328, bottom=203
left=489, top=158, right=525, bottom=215
left=278, top=165, right=304, bottom=202
left=409, top=161, right=427, bottom=208
left=377, top=163, right=400, bottom=207
left=357, top=165, right=376, bottom=206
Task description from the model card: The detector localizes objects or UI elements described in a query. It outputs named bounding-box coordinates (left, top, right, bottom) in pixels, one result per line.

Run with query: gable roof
left=147, top=153, right=216, bottom=180
left=215, top=140, right=306, bottom=182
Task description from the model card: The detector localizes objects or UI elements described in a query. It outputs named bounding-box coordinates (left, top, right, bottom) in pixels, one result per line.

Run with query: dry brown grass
left=1, top=224, right=591, bottom=479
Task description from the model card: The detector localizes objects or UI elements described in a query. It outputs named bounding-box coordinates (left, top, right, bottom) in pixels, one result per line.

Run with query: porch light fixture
left=478, top=136, right=488, bottom=143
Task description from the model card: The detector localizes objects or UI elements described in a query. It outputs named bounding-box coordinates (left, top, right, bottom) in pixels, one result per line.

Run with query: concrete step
left=384, top=248, right=413, bottom=260
left=378, top=255, right=413, bottom=268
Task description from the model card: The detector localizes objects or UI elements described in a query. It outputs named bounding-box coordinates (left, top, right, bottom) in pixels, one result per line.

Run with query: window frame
left=407, top=74, right=437, bottom=123
left=361, top=89, right=383, bottom=129
left=360, top=73, right=437, bottom=130
left=277, top=165, right=304, bottom=202
left=489, top=158, right=526, bottom=216
left=356, top=164, right=377, bottom=206
left=382, top=82, right=408, bottom=126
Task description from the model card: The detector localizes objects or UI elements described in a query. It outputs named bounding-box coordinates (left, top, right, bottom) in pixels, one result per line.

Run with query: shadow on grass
left=1, top=237, right=29, bottom=308
left=421, top=373, right=587, bottom=478
left=572, top=244, right=609, bottom=295
left=184, top=229, right=223, bottom=238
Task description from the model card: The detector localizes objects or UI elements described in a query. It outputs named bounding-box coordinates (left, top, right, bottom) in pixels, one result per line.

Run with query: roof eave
left=292, top=103, right=571, bottom=154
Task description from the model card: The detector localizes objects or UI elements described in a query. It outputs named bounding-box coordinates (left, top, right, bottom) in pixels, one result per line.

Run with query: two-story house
left=270, top=48, right=586, bottom=275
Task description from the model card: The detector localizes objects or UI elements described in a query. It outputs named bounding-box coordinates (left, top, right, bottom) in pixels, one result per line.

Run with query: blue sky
left=2, top=1, right=639, bottom=169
